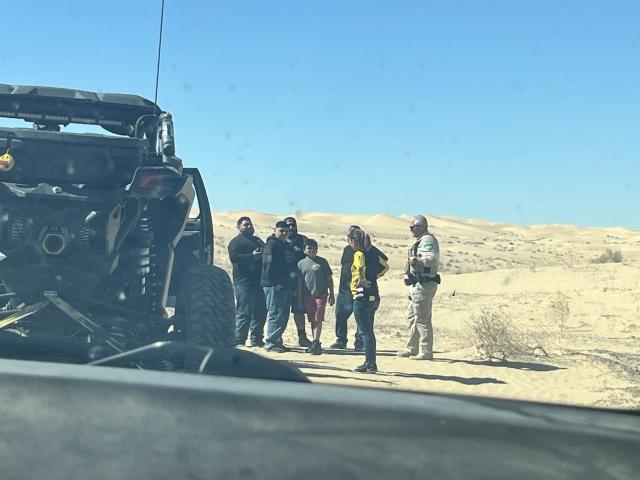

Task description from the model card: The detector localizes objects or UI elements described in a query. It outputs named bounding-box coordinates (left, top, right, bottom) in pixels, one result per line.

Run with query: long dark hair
left=348, top=228, right=366, bottom=252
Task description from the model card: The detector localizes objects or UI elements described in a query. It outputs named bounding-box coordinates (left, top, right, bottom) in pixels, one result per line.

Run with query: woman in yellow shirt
left=348, top=229, right=378, bottom=373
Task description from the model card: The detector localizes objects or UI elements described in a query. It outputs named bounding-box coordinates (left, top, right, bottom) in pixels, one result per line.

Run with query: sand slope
left=213, top=211, right=640, bottom=409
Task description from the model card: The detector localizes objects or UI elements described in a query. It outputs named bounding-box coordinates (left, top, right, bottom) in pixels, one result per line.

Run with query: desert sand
left=213, top=211, right=640, bottom=409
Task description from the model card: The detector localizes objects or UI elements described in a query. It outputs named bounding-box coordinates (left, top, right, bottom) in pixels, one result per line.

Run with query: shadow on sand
left=320, top=348, right=398, bottom=357
left=438, top=358, right=565, bottom=372
left=379, top=371, right=507, bottom=386
left=290, top=360, right=396, bottom=384
left=285, top=347, right=398, bottom=357
left=289, top=360, right=506, bottom=386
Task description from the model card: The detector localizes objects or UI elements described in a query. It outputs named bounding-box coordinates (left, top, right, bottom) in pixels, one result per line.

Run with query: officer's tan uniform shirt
left=405, top=233, right=440, bottom=278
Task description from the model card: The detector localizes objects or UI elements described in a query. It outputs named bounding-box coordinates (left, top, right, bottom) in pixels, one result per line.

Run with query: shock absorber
left=2, top=211, right=31, bottom=248
left=131, top=214, right=162, bottom=313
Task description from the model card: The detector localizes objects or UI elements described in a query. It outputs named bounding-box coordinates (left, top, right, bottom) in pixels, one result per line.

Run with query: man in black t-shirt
left=227, top=216, right=266, bottom=347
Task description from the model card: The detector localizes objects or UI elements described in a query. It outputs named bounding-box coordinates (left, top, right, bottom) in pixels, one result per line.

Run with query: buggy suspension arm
left=0, top=301, right=48, bottom=329
left=43, top=292, right=126, bottom=353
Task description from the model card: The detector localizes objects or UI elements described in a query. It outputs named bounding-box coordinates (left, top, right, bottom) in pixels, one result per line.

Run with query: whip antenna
left=153, top=0, right=166, bottom=110
left=152, top=0, right=176, bottom=160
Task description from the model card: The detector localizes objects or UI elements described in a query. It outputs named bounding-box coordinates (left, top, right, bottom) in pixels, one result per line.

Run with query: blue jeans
left=335, top=292, right=379, bottom=347
left=334, top=291, right=354, bottom=345
left=353, top=299, right=376, bottom=365
left=263, top=287, right=291, bottom=348
left=234, top=284, right=267, bottom=344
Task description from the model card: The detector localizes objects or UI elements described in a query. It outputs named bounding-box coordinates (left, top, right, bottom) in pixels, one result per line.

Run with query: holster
left=419, top=273, right=441, bottom=285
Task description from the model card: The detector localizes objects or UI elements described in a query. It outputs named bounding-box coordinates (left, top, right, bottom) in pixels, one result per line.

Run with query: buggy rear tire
left=175, top=265, right=235, bottom=350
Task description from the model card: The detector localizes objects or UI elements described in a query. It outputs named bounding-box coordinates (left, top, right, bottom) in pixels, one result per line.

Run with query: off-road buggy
left=0, top=84, right=237, bottom=371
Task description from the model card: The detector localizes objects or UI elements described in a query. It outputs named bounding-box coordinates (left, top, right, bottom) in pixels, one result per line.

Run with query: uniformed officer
left=397, top=215, right=441, bottom=360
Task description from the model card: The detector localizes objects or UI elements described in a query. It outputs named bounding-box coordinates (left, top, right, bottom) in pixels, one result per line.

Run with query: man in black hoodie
left=227, top=216, right=266, bottom=347
left=283, top=216, right=312, bottom=347
left=261, top=221, right=297, bottom=352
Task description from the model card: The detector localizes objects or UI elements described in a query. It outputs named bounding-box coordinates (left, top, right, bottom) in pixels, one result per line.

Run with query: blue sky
left=3, top=1, right=639, bottom=227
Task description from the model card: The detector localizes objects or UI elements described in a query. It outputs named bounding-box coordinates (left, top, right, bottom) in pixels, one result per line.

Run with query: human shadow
left=289, top=361, right=505, bottom=386
left=322, top=348, right=397, bottom=357
left=289, top=360, right=397, bottom=384
left=303, top=371, right=395, bottom=384
left=289, top=360, right=359, bottom=374
left=381, top=371, right=507, bottom=386
left=438, top=358, right=565, bottom=372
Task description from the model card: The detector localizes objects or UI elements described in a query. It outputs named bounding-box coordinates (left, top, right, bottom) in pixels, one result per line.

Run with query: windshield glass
left=1, top=1, right=638, bottom=410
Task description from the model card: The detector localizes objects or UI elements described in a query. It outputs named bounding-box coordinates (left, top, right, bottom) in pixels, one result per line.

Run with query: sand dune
left=214, top=210, right=640, bottom=409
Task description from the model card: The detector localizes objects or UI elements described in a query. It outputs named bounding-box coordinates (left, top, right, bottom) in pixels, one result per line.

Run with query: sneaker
left=354, top=343, right=364, bottom=352
left=273, top=345, right=291, bottom=353
left=329, top=340, right=347, bottom=349
left=396, top=350, right=417, bottom=358
left=309, top=341, right=322, bottom=355
left=250, top=340, right=265, bottom=348
left=265, top=344, right=290, bottom=353
left=298, top=335, right=312, bottom=348
left=412, top=353, right=434, bottom=361
left=354, top=362, right=377, bottom=374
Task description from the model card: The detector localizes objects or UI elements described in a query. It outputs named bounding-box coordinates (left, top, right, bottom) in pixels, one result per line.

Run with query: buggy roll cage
left=0, top=83, right=158, bottom=136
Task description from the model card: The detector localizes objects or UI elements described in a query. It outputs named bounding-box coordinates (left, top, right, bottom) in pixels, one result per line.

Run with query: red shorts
left=303, top=294, right=328, bottom=322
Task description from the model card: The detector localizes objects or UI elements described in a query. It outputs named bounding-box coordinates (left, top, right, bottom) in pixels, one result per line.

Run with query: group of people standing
left=227, top=214, right=440, bottom=374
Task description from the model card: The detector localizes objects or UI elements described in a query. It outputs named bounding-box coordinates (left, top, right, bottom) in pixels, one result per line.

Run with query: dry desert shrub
left=591, top=248, right=623, bottom=264
left=468, top=310, right=548, bottom=362
left=549, top=293, right=570, bottom=334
